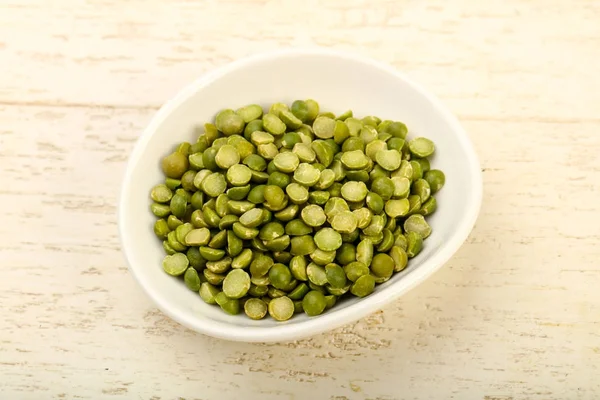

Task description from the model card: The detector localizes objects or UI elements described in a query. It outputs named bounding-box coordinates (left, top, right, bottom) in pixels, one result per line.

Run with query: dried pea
left=162, top=253, right=189, bottom=276
left=215, top=292, right=240, bottom=315
left=302, top=290, right=327, bottom=316
left=223, top=269, right=251, bottom=299
left=184, top=268, right=201, bottom=292
left=244, top=298, right=268, bottom=320
left=268, top=296, right=294, bottom=321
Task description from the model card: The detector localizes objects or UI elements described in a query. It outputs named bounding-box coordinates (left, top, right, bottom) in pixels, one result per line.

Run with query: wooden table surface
left=2, top=1, right=599, bottom=399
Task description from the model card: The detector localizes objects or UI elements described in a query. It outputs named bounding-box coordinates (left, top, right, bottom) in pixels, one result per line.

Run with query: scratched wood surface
left=1, top=0, right=600, bottom=399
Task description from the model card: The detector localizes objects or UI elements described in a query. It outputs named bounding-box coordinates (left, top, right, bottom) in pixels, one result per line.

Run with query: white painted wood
left=1, top=0, right=599, bottom=399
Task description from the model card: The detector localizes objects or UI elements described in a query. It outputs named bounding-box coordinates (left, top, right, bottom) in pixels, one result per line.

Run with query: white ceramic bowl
left=119, top=49, right=482, bottom=342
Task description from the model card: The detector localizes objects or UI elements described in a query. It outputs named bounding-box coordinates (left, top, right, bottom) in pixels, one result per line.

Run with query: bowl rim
left=118, top=48, right=483, bottom=342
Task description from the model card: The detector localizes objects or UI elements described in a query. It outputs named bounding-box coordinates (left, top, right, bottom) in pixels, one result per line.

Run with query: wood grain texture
left=1, top=0, right=599, bottom=399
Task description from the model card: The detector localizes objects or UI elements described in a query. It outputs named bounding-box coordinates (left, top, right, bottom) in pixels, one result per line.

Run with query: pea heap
left=150, top=100, right=445, bottom=321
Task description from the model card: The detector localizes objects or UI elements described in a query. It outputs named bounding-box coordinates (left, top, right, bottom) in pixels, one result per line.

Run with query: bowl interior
left=120, top=50, right=481, bottom=341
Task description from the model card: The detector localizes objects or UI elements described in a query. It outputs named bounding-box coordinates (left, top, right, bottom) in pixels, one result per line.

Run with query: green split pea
left=150, top=99, right=445, bottom=321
